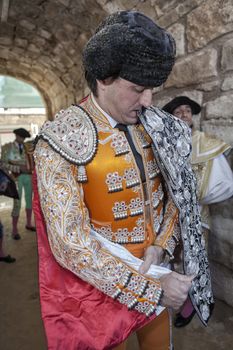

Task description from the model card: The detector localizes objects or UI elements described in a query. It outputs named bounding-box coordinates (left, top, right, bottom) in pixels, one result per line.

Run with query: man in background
left=0, top=165, right=18, bottom=263
left=163, top=95, right=233, bottom=327
left=1, top=128, right=35, bottom=240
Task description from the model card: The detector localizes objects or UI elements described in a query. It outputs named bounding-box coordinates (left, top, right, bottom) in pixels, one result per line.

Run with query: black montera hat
left=13, top=128, right=31, bottom=138
left=83, top=11, right=176, bottom=87
left=163, top=96, right=201, bottom=115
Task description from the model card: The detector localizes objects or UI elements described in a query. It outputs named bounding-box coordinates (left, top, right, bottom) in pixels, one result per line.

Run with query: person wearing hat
left=0, top=165, right=18, bottom=263
left=163, top=96, right=233, bottom=328
left=1, top=128, right=36, bottom=239
left=33, top=12, right=214, bottom=350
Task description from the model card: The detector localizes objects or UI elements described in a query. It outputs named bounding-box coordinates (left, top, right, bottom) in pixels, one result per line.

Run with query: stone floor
left=0, top=207, right=233, bottom=350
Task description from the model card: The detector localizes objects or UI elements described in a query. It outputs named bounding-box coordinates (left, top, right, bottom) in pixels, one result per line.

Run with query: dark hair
left=85, top=71, right=120, bottom=96
left=85, top=70, right=98, bottom=96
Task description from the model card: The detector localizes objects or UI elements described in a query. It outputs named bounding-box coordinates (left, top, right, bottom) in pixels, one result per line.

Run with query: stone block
left=19, top=20, right=36, bottom=31
left=209, top=260, right=233, bottom=308
left=153, top=0, right=181, bottom=15
left=54, top=29, right=70, bottom=43
left=53, top=43, right=64, bottom=56
left=59, top=53, right=74, bottom=69
left=44, top=70, right=59, bottom=85
left=157, top=10, right=179, bottom=28
left=95, top=0, right=109, bottom=6
left=168, top=23, right=185, bottom=57
left=176, top=0, right=203, bottom=17
left=209, top=216, right=233, bottom=270
left=210, top=198, right=233, bottom=219
left=0, top=36, right=12, bottom=46
left=165, top=49, right=217, bottom=88
left=221, top=38, right=233, bottom=72
left=53, top=94, right=67, bottom=113
left=0, top=58, right=6, bottom=71
left=28, top=43, right=40, bottom=54
left=0, top=47, right=10, bottom=59
left=38, top=28, right=52, bottom=40
left=205, top=95, right=233, bottom=119
left=0, top=22, right=15, bottom=37
left=198, top=80, right=219, bottom=92
left=156, top=0, right=203, bottom=27
left=14, top=38, right=28, bottom=48
left=57, top=0, right=70, bottom=6
left=49, top=80, right=67, bottom=100
left=30, top=71, right=44, bottom=83
left=19, top=56, right=33, bottom=65
left=37, top=55, right=53, bottom=69
left=66, top=92, right=76, bottom=106
left=15, top=26, right=34, bottom=41
left=221, top=76, right=233, bottom=91
left=76, top=33, right=89, bottom=51
left=202, top=120, right=233, bottom=146
left=102, top=1, right=122, bottom=14
left=18, top=62, right=32, bottom=75
left=53, top=61, right=67, bottom=74
left=120, top=0, right=138, bottom=10
left=187, top=0, right=233, bottom=51
left=6, top=47, right=25, bottom=62
left=136, top=1, right=158, bottom=20
left=32, top=37, right=46, bottom=48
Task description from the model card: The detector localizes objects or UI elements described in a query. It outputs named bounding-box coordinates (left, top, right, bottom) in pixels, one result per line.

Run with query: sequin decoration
left=152, top=184, right=164, bottom=208
left=106, top=172, right=123, bottom=193
left=129, top=197, right=144, bottom=216
left=112, top=201, right=128, bottom=220
left=147, top=159, right=160, bottom=179
left=93, top=225, right=145, bottom=244
left=153, top=209, right=164, bottom=233
left=135, top=127, right=150, bottom=148
left=123, top=168, right=140, bottom=188
left=111, top=133, right=130, bottom=156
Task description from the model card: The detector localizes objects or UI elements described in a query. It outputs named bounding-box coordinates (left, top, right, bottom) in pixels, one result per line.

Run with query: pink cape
left=33, top=171, right=155, bottom=350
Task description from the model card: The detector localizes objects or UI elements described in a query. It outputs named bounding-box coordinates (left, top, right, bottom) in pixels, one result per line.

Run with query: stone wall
left=0, top=0, right=233, bottom=306
left=154, top=0, right=233, bottom=146
left=149, top=0, right=233, bottom=308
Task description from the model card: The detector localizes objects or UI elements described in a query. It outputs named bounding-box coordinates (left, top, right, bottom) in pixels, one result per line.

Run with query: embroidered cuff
left=115, top=273, right=163, bottom=316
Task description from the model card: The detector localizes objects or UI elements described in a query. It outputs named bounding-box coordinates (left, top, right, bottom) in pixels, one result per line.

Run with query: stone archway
left=0, top=0, right=108, bottom=119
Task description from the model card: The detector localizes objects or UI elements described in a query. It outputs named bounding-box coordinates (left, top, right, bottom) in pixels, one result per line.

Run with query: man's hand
left=139, top=246, right=164, bottom=274
left=160, top=271, right=194, bottom=311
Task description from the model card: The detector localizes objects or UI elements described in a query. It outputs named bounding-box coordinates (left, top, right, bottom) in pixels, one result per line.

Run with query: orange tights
left=114, top=309, right=170, bottom=350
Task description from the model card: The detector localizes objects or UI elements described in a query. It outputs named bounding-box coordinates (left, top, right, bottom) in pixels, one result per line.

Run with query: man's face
left=97, top=78, right=153, bottom=125
left=172, top=104, right=193, bottom=127
left=15, top=135, right=25, bottom=144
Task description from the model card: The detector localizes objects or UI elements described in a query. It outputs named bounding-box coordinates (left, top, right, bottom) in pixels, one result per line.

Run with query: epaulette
left=38, top=105, right=98, bottom=167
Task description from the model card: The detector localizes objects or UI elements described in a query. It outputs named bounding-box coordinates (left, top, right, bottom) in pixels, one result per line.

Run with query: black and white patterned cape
left=140, top=106, right=214, bottom=325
